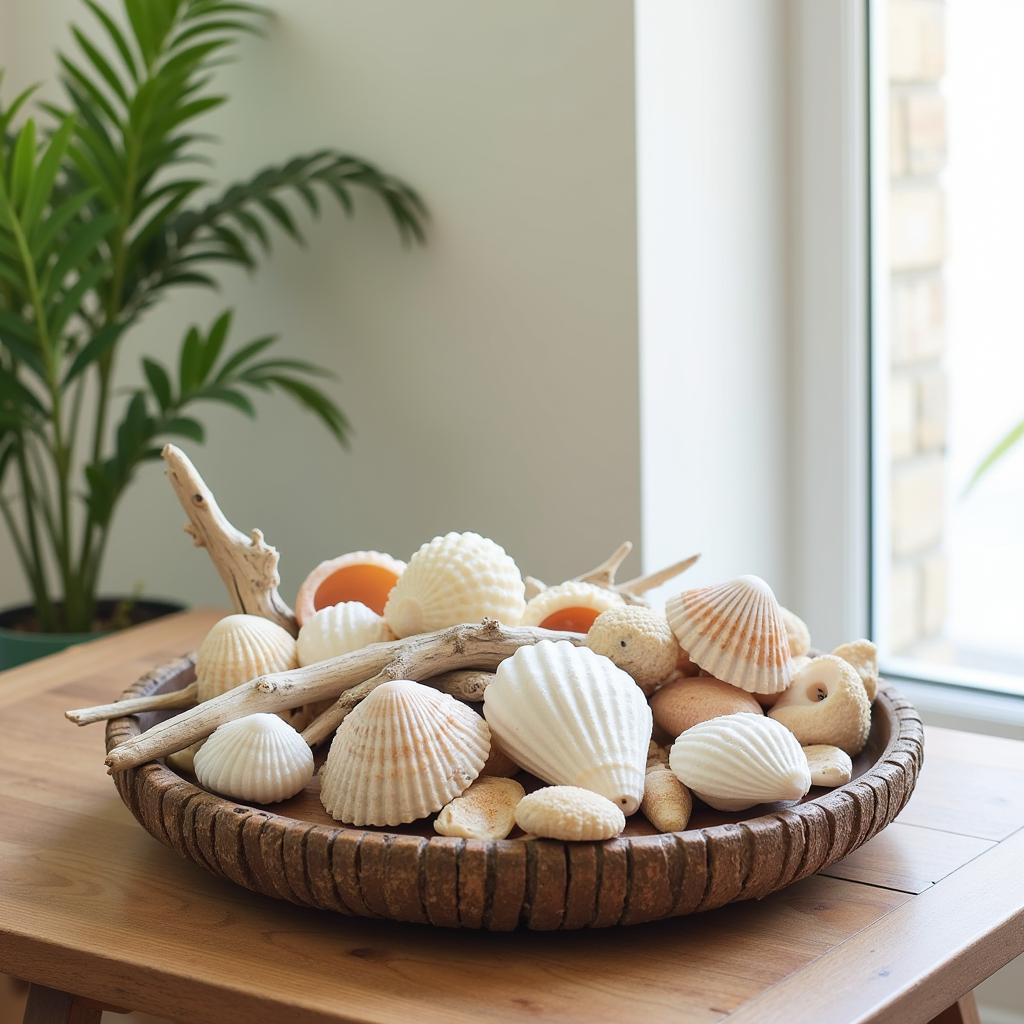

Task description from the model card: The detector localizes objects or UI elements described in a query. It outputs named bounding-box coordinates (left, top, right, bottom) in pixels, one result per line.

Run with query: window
left=872, top=0, right=1024, bottom=694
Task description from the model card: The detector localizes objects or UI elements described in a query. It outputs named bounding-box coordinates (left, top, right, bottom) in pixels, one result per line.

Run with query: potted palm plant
left=0, top=0, right=426, bottom=666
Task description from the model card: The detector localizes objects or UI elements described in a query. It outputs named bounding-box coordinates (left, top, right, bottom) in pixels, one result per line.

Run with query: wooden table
left=1, top=610, right=1022, bottom=1024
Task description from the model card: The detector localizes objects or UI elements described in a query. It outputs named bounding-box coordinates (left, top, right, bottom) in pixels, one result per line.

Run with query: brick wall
left=887, top=0, right=948, bottom=654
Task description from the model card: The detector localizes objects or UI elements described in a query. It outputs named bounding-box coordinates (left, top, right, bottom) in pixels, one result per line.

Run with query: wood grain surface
left=0, top=611, right=1021, bottom=1024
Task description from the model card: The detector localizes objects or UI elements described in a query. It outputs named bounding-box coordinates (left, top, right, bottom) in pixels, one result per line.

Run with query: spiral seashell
left=295, top=550, right=405, bottom=625
left=384, top=532, right=525, bottom=638
left=483, top=640, right=652, bottom=814
left=296, top=601, right=394, bottom=667
left=520, top=581, right=624, bottom=634
left=665, top=575, right=793, bottom=694
left=194, top=713, right=314, bottom=803
left=669, top=712, right=811, bottom=811
left=319, top=680, right=490, bottom=826
left=195, top=614, right=298, bottom=701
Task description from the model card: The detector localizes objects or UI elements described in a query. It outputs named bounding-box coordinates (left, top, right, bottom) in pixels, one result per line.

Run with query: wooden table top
left=1, top=610, right=1022, bottom=1024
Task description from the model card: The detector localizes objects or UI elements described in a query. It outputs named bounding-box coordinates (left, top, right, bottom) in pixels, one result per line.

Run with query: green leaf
left=9, top=120, right=36, bottom=210
left=199, top=309, right=232, bottom=379
left=63, top=323, right=123, bottom=385
left=162, top=416, right=204, bottom=443
left=263, top=374, right=350, bottom=445
left=213, top=333, right=275, bottom=380
left=964, top=417, right=1024, bottom=494
left=0, top=83, right=39, bottom=137
left=178, top=325, right=203, bottom=393
left=48, top=262, right=106, bottom=337
left=0, top=328, right=46, bottom=379
left=199, top=384, right=254, bottom=416
left=82, top=0, right=140, bottom=83
left=30, top=186, right=97, bottom=259
left=20, top=118, right=74, bottom=234
left=143, top=357, right=173, bottom=410
left=43, top=211, right=116, bottom=298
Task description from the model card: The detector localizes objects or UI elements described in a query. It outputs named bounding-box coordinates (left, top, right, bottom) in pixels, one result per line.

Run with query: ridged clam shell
left=319, top=680, right=490, bottom=826
left=483, top=640, right=652, bottom=814
left=668, top=712, right=810, bottom=811
left=195, top=614, right=298, bottom=701
left=194, top=713, right=314, bottom=803
left=520, top=581, right=624, bottom=632
left=297, top=601, right=394, bottom=667
left=384, top=532, right=525, bottom=638
left=665, top=575, right=793, bottom=694
left=295, top=550, right=406, bottom=625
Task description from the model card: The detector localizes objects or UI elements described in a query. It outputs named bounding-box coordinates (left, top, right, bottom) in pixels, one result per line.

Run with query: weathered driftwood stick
left=105, top=621, right=583, bottom=773
left=577, top=541, right=634, bottom=589
left=618, top=552, right=701, bottom=598
left=429, top=669, right=494, bottom=702
left=162, top=444, right=298, bottom=636
left=66, top=683, right=198, bottom=726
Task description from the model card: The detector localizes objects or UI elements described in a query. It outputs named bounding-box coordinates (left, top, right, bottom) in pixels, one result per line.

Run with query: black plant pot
left=0, top=597, right=185, bottom=670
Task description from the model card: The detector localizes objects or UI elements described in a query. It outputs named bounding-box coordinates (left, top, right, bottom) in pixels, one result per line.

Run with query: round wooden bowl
left=106, top=657, right=924, bottom=930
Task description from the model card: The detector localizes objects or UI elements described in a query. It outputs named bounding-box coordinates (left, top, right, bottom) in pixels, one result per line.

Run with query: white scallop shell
left=665, top=575, right=793, bottom=694
left=520, top=580, right=624, bottom=630
left=194, top=713, right=314, bottom=803
left=668, top=712, right=811, bottom=811
left=483, top=640, right=652, bottom=814
left=383, top=532, right=526, bottom=638
left=195, top=614, right=298, bottom=701
left=319, top=680, right=490, bottom=826
left=297, top=601, right=394, bottom=667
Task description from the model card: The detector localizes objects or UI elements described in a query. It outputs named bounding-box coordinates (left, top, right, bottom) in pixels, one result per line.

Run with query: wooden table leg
left=20, top=983, right=126, bottom=1024
left=928, top=991, right=982, bottom=1024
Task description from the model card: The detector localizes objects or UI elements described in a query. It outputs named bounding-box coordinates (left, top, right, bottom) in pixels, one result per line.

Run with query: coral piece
left=194, top=713, right=314, bottom=803
left=294, top=551, right=405, bottom=625
left=641, top=765, right=692, bottom=832
left=384, top=532, right=526, bottom=638
left=514, top=786, right=625, bottom=841
left=434, top=777, right=525, bottom=840
left=780, top=606, right=811, bottom=657
left=669, top=712, right=811, bottom=811
left=195, top=614, right=298, bottom=701
left=520, top=580, right=624, bottom=634
left=804, top=744, right=853, bottom=788
left=665, top=575, right=793, bottom=694
left=585, top=606, right=679, bottom=695
left=832, top=639, right=879, bottom=702
left=319, top=679, right=490, bottom=826
left=296, top=601, right=394, bottom=667
left=651, top=676, right=762, bottom=740
left=483, top=640, right=652, bottom=814
left=769, top=655, right=872, bottom=757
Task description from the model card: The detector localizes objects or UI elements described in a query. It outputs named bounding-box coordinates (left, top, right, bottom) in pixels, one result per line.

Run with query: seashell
left=769, top=655, right=871, bottom=756
left=651, top=676, right=762, bottom=740
left=642, top=765, right=692, bottom=832
left=514, top=786, right=625, bottom=841
left=585, top=606, right=679, bottom=695
left=296, top=601, right=394, bottom=667
left=195, top=614, right=298, bottom=701
left=295, top=550, right=405, bottom=625
left=832, top=639, right=879, bottom=702
left=319, top=680, right=490, bottom=826
left=194, top=713, right=314, bottom=803
left=483, top=640, right=652, bottom=814
left=665, top=575, right=793, bottom=694
left=669, top=713, right=811, bottom=811
left=384, top=532, right=525, bottom=638
left=434, top=777, right=525, bottom=840
left=804, top=744, right=853, bottom=788
left=166, top=740, right=204, bottom=775
left=521, top=581, right=624, bottom=634
left=780, top=606, right=811, bottom=657
left=479, top=737, right=521, bottom=778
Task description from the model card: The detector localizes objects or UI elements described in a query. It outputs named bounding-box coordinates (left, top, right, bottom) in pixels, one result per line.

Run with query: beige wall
left=0, top=0, right=641, bottom=610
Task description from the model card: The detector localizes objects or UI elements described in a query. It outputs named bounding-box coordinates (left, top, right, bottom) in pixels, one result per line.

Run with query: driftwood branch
left=65, top=683, right=198, bottom=726
left=162, top=444, right=297, bottom=636
left=105, top=621, right=584, bottom=773
left=429, top=669, right=493, bottom=702
left=525, top=542, right=701, bottom=605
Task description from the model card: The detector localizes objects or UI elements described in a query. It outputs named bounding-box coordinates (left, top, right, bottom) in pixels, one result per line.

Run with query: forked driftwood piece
left=105, top=621, right=584, bottom=773
left=525, top=542, right=701, bottom=605
left=162, top=444, right=298, bottom=636
left=65, top=683, right=198, bottom=726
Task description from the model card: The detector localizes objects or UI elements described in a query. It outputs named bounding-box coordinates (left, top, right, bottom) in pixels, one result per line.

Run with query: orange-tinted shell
left=295, top=551, right=405, bottom=625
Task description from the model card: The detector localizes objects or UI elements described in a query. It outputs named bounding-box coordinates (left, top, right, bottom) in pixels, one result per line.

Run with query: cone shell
left=195, top=614, right=298, bottom=701
left=384, top=532, right=525, bottom=638
left=194, top=713, right=314, bottom=803
left=297, top=601, right=394, bottom=667
left=483, top=640, right=652, bottom=814
left=665, top=575, right=793, bottom=694
left=669, top=712, right=811, bottom=811
left=319, top=680, right=490, bottom=826
left=295, top=550, right=405, bottom=625
left=520, top=581, right=624, bottom=634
